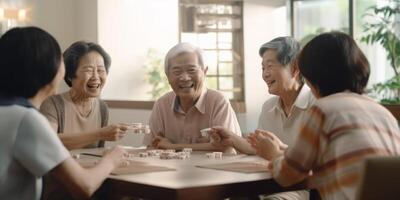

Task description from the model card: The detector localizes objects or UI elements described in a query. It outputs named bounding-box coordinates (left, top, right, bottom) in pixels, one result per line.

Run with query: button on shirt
left=144, top=88, right=242, bottom=145
left=257, top=85, right=315, bottom=146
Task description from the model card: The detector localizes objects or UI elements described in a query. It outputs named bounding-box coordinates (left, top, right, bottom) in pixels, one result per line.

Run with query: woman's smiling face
left=70, top=51, right=107, bottom=98
left=261, top=49, right=296, bottom=96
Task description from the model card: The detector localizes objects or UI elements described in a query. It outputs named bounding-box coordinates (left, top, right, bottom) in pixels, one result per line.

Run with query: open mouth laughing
left=87, top=83, right=101, bottom=89
left=266, top=80, right=276, bottom=88
left=179, top=83, right=194, bottom=89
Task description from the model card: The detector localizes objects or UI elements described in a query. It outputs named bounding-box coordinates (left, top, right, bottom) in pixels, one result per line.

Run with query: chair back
left=357, top=156, right=400, bottom=200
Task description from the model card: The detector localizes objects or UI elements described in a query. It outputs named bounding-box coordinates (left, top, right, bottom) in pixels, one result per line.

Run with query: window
left=179, top=0, right=245, bottom=101
left=99, top=0, right=245, bottom=109
left=291, top=0, right=351, bottom=45
left=290, top=0, right=394, bottom=87
left=353, top=0, right=395, bottom=86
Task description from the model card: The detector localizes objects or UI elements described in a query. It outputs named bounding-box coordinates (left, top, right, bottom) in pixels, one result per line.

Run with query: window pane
left=218, top=32, right=231, bottom=42
left=206, top=77, right=218, bottom=90
left=218, top=42, right=232, bottom=49
left=180, top=0, right=244, bottom=101
left=293, top=0, right=349, bottom=45
left=354, top=0, right=396, bottom=88
left=219, top=77, right=233, bottom=90
left=219, top=62, right=233, bottom=75
left=218, top=32, right=232, bottom=49
left=219, top=50, right=233, bottom=62
left=204, top=50, right=217, bottom=75
left=198, top=32, right=216, bottom=49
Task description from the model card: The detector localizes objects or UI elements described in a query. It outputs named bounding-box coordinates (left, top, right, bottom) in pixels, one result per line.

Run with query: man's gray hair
left=164, top=43, right=205, bottom=74
left=259, top=36, right=300, bottom=66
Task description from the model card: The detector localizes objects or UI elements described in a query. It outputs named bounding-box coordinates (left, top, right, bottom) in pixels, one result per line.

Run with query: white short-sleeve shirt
left=0, top=104, right=70, bottom=200
left=257, top=85, right=316, bottom=146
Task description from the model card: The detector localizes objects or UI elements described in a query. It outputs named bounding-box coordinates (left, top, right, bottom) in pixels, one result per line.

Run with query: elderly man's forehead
left=172, top=51, right=199, bottom=59
left=170, top=52, right=200, bottom=63
left=170, top=64, right=199, bottom=70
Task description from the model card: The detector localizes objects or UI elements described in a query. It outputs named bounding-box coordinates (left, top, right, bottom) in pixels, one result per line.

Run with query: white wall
left=6, top=0, right=76, bottom=50
left=98, top=0, right=179, bottom=101
left=75, top=0, right=98, bottom=43
left=20, top=0, right=98, bottom=92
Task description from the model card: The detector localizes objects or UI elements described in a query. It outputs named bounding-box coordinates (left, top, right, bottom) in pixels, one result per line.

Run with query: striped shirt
left=271, top=92, right=400, bottom=200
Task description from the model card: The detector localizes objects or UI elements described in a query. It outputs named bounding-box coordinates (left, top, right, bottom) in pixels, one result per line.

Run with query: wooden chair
left=382, top=104, right=400, bottom=122
left=357, top=156, right=400, bottom=200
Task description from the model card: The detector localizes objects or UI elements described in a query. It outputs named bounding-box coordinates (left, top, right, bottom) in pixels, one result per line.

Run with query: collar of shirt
left=0, top=96, right=35, bottom=108
left=269, top=84, right=313, bottom=112
left=171, top=87, right=208, bottom=114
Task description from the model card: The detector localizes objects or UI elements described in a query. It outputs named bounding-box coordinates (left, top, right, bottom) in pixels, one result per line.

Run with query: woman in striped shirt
left=212, top=32, right=400, bottom=200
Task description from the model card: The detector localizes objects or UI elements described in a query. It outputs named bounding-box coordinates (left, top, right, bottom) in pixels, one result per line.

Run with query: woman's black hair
left=0, top=27, right=61, bottom=98
left=298, top=32, right=370, bottom=97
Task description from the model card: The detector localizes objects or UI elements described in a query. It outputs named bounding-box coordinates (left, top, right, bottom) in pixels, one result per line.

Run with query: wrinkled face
left=71, top=51, right=107, bottom=98
left=261, top=49, right=296, bottom=96
left=167, top=52, right=207, bottom=102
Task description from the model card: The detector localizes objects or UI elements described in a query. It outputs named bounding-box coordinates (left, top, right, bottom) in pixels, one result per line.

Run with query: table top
left=73, top=148, right=271, bottom=188
left=71, top=147, right=287, bottom=200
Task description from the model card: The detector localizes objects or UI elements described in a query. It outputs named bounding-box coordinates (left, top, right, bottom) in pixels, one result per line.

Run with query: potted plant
left=361, top=1, right=400, bottom=120
left=143, top=48, right=170, bottom=100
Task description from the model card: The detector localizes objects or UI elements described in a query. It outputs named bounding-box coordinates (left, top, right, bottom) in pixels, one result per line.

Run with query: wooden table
left=72, top=148, right=293, bottom=200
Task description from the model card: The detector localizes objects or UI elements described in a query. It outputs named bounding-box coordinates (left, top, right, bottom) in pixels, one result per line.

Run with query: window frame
left=289, top=0, right=354, bottom=38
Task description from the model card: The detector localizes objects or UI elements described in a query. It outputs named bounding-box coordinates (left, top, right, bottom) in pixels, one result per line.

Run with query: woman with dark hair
left=0, top=27, right=128, bottom=199
left=211, top=32, right=400, bottom=200
left=40, top=41, right=128, bottom=150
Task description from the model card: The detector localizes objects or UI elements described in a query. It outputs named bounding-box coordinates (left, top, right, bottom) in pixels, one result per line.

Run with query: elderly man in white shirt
left=211, top=37, right=315, bottom=200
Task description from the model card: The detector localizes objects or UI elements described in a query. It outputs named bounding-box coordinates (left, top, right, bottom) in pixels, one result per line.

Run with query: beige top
left=144, top=88, right=242, bottom=145
left=257, top=85, right=315, bottom=146
left=41, top=92, right=102, bottom=148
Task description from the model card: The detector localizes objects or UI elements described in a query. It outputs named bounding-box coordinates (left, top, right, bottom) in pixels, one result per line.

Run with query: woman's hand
left=102, top=145, right=129, bottom=168
left=99, top=123, right=129, bottom=141
left=254, top=129, right=288, bottom=150
left=247, top=129, right=286, bottom=160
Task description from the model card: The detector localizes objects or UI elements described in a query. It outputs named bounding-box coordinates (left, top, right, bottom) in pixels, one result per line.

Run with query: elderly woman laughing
left=40, top=41, right=128, bottom=150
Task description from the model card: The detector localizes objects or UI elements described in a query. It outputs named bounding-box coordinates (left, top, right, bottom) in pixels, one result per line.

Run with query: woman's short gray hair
left=164, top=43, right=205, bottom=74
left=259, top=36, right=300, bottom=67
